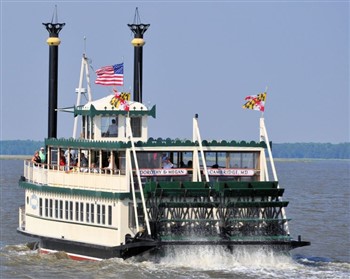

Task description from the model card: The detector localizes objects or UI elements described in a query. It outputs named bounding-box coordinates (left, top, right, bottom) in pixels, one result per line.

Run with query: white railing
left=23, top=160, right=129, bottom=192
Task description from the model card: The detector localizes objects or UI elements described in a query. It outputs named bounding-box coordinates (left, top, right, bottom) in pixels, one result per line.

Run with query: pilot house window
left=101, top=116, right=118, bottom=137
left=131, top=117, right=141, bottom=137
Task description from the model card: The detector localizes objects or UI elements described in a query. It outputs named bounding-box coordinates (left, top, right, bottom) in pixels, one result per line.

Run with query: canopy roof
left=74, top=94, right=156, bottom=117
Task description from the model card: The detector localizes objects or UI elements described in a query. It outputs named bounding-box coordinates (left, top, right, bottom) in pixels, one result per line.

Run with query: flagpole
left=261, top=86, right=268, bottom=119
left=122, top=56, right=124, bottom=92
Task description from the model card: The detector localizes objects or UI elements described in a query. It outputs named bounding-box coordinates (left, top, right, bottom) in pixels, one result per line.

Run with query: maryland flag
left=242, top=92, right=267, bottom=112
left=110, top=89, right=130, bottom=111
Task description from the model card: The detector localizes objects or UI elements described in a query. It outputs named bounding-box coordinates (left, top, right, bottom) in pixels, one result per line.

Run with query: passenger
left=80, top=152, right=88, bottom=172
left=107, top=119, right=118, bottom=137
left=90, top=162, right=99, bottom=173
left=162, top=157, right=174, bottom=169
left=31, top=151, right=41, bottom=166
left=80, top=153, right=88, bottom=167
left=39, top=147, right=46, bottom=163
left=187, top=160, right=193, bottom=174
left=69, top=154, right=77, bottom=167
left=104, top=156, right=116, bottom=173
left=179, top=161, right=186, bottom=168
left=59, top=152, right=66, bottom=170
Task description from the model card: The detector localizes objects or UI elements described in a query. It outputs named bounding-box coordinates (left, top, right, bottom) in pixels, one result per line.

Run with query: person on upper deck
left=104, top=156, right=116, bottom=173
left=107, top=119, right=118, bottom=137
left=31, top=151, right=41, bottom=166
left=80, top=152, right=88, bottom=167
left=39, top=147, right=46, bottom=163
left=59, top=150, right=66, bottom=170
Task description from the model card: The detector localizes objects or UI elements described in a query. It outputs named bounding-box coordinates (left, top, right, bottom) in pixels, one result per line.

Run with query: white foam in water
left=157, top=246, right=297, bottom=271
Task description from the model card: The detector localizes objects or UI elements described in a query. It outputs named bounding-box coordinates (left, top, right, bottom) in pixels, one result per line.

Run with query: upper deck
left=22, top=137, right=270, bottom=195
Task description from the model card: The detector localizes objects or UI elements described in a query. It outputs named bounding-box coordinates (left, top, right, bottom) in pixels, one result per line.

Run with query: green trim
left=19, top=180, right=134, bottom=200
left=74, top=104, right=156, bottom=118
left=44, top=137, right=268, bottom=150
left=45, top=138, right=131, bottom=149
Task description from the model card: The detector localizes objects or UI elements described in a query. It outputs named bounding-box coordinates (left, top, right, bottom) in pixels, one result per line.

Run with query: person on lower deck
left=162, top=157, right=174, bottom=169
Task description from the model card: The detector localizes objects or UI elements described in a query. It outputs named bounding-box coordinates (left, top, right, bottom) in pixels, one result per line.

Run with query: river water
left=1, top=159, right=349, bottom=278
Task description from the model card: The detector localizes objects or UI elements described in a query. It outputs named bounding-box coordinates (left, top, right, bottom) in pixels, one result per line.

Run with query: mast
left=43, top=6, right=65, bottom=139
left=73, top=50, right=93, bottom=139
left=127, top=8, right=150, bottom=103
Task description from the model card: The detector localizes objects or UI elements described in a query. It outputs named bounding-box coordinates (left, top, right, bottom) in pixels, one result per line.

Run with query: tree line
left=0, top=140, right=349, bottom=159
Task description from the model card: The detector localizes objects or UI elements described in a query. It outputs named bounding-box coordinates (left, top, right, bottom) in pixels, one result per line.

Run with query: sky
left=1, top=0, right=349, bottom=143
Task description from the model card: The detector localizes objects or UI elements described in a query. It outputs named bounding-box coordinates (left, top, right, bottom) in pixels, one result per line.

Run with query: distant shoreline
left=0, top=155, right=31, bottom=160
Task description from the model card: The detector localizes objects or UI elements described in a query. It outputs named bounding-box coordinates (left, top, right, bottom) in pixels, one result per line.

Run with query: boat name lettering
left=140, top=168, right=188, bottom=176
left=206, top=168, right=255, bottom=176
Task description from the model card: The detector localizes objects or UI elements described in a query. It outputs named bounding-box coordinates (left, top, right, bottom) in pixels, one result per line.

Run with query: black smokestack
left=128, top=8, right=149, bottom=103
left=43, top=11, right=65, bottom=138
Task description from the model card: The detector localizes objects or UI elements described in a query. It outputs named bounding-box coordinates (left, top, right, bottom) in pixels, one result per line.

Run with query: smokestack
left=127, top=8, right=149, bottom=103
left=43, top=9, right=65, bottom=138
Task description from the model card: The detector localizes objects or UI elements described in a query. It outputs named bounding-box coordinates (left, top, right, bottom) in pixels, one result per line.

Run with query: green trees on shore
left=0, top=140, right=349, bottom=159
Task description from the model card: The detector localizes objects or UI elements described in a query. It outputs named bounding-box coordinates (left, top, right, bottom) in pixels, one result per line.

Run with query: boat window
left=82, top=116, right=94, bottom=139
left=119, top=151, right=126, bottom=174
left=229, top=153, right=241, bottom=168
left=65, top=201, right=68, bottom=219
left=131, top=117, right=142, bottom=137
left=60, top=200, right=63, bottom=219
left=134, top=151, right=194, bottom=169
left=55, top=200, right=59, bottom=218
left=102, top=205, right=106, bottom=225
left=100, top=150, right=119, bottom=171
left=39, top=198, right=43, bottom=216
left=45, top=199, right=48, bottom=217
left=91, top=204, right=95, bottom=223
left=50, top=148, right=58, bottom=167
left=82, top=116, right=86, bottom=138
left=135, top=152, right=161, bottom=168
left=241, top=153, right=256, bottom=169
left=86, top=203, right=90, bottom=222
left=75, top=202, right=79, bottom=221
left=80, top=202, right=84, bottom=222
left=229, top=152, right=258, bottom=169
left=97, top=205, right=101, bottom=224
left=69, top=201, right=73, bottom=220
left=108, top=205, right=112, bottom=226
left=49, top=199, right=53, bottom=218
left=101, top=116, right=118, bottom=137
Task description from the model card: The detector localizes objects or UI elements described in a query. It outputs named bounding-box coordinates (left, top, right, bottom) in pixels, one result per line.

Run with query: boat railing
left=23, top=160, right=128, bottom=191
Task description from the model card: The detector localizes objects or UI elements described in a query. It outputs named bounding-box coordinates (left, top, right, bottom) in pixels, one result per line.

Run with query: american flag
left=95, top=63, right=124, bottom=86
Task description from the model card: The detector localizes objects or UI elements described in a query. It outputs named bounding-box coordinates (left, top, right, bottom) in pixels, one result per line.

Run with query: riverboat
left=17, top=12, right=310, bottom=261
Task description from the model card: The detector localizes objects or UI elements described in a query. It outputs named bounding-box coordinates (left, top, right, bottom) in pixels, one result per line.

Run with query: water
left=1, top=159, right=349, bottom=278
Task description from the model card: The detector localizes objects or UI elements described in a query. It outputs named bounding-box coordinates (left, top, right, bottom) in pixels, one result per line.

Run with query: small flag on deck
left=242, top=92, right=267, bottom=112
left=95, top=63, right=124, bottom=86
